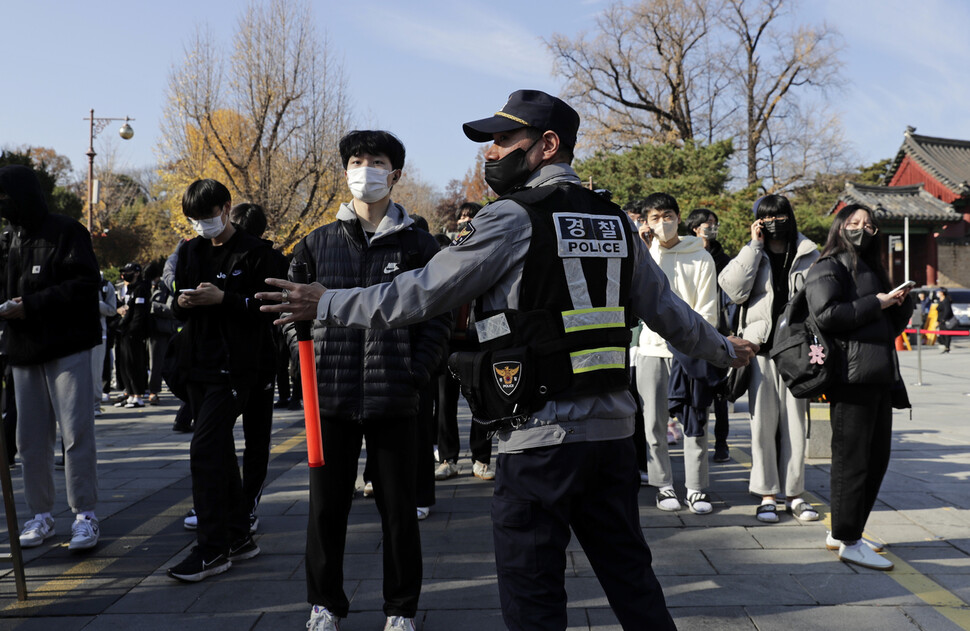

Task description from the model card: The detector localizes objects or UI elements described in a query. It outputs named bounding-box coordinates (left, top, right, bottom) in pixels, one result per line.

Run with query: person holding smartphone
left=719, top=195, right=821, bottom=524
left=805, top=204, right=912, bottom=570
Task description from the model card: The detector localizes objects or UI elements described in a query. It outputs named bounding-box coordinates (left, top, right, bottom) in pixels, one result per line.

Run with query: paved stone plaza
left=0, top=339, right=968, bottom=630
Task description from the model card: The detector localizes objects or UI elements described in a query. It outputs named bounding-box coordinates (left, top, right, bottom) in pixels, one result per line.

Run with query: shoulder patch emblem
left=451, top=222, right=476, bottom=247
left=493, top=361, right=521, bottom=396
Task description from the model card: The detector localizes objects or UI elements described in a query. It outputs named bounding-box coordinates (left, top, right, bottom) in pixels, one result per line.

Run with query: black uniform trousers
left=492, top=438, right=676, bottom=631
left=437, top=372, right=491, bottom=464
left=242, top=376, right=275, bottom=517
left=307, top=416, right=421, bottom=618
left=187, top=382, right=250, bottom=558
left=829, top=383, right=893, bottom=542
left=118, top=335, right=148, bottom=396
left=713, top=396, right=729, bottom=445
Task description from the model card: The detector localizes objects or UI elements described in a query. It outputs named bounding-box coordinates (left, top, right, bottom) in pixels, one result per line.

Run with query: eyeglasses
left=846, top=221, right=878, bottom=235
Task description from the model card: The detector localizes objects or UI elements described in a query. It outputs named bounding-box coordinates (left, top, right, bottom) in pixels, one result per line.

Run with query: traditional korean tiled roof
left=832, top=182, right=963, bottom=223
left=887, top=128, right=970, bottom=196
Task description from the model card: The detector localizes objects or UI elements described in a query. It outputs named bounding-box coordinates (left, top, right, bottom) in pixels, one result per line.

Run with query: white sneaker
left=826, top=531, right=885, bottom=553
left=839, top=540, right=893, bottom=570
left=19, top=516, right=55, bottom=548
left=434, top=461, right=458, bottom=480
left=69, top=516, right=100, bottom=551
left=363, top=481, right=374, bottom=497
left=184, top=509, right=198, bottom=530
left=416, top=506, right=430, bottom=521
left=384, top=616, right=416, bottom=631
left=472, top=461, right=495, bottom=481
left=307, top=605, right=341, bottom=631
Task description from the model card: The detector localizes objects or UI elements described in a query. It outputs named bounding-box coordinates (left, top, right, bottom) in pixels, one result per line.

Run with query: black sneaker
left=273, top=398, right=290, bottom=409
left=167, top=547, right=231, bottom=582
left=229, top=535, right=260, bottom=561
left=713, top=443, right=730, bottom=463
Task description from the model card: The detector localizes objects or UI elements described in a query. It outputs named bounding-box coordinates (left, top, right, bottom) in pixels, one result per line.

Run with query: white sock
left=687, top=488, right=702, bottom=497
left=35, top=512, right=52, bottom=522
left=660, top=485, right=675, bottom=494
left=761, top=498, right=775, bottom=506
left=788, top=498, right=805, bottom=509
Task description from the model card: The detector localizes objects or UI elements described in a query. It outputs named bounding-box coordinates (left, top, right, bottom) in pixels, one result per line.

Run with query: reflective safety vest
left=473, top=182, right=635, bottom=412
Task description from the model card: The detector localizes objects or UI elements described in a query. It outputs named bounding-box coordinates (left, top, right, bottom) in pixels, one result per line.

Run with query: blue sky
left=3, top=0, right=970, bottom=191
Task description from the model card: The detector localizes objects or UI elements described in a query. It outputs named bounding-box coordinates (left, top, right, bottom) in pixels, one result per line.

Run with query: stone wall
left=937, top=240, right=970, bottom=288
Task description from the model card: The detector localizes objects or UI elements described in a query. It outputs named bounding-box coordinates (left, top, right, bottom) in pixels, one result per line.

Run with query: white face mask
left=190, top=212, right=226, bottom=239
left=347, top=166, right=394, bottom=203
left=651, top=219, right=679, bottom=243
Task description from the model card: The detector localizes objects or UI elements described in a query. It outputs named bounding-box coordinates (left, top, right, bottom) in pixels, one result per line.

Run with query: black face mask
left=762, top=219, right=793, bottom=241
left=456, top=220, right=470, bottom=232
left=843, top=228, right=874, bottom=251
left=122, top=273, right=135, bottom=283
left=484, top=138, right=541, bottom=196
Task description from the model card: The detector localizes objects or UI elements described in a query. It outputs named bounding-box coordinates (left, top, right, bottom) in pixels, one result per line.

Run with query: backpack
left=769, top=286, right=838, bottom=399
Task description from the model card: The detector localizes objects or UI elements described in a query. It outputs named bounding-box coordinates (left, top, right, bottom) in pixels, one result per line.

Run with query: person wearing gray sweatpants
left=0, top=164, right=102, bottom=552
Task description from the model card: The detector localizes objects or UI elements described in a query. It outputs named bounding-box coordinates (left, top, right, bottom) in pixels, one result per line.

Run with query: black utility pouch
left=448, top=346, right=537, bottom=431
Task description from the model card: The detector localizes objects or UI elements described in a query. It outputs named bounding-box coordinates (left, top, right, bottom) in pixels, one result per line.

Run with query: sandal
left=656, top=488, right=682, bottom=512
left=756, top=503, right=779, bottom=523
left=686, top=491, right=712, bottom=515
left=788, top=500, right=820, bottom=522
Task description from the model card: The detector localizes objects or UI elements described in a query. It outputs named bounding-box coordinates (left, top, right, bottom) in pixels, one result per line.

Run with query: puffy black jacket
left=0, top=165, right=100, bottom=366
left=291, top=206, right=452, bottom=422
left=806, top=255, right=913, bottom=384
left=172, top=228, right=277, bottom=388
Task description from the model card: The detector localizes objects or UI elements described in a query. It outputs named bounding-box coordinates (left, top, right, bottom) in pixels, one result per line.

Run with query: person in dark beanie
left=0, top=164, right=102, bottom=552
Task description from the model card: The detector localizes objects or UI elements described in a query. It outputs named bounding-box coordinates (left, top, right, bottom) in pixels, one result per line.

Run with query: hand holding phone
left=179, top=288, right=197, bottom=294
left=890, top=280, right=915, bottom=295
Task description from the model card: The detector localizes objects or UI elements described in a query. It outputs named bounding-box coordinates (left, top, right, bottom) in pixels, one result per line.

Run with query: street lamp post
left=85, top=109, right=134, bottom=233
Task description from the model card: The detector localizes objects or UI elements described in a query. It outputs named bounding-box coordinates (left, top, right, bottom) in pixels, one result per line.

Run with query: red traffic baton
left=291, top=262, right=325, bottom=467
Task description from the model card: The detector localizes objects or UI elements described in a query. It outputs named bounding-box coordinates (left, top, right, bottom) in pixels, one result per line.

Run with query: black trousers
left=306, top=417, right=421, bottom=618
left=436, top=373, right=491, bottom=464
left=416, top=380, right=436, bottom=508
left=829, top=383, right=893, bottom=542
left=187, top=382, right=250, bottom=557
left=118, top=335, right=148, bottom=395
left=148, top=334, right=170, bottom=395
left=492, top=439, right=675, bottom=631
left=713, top=396, right=729, bottom=445
left=242, top=376, right=275, bottom=516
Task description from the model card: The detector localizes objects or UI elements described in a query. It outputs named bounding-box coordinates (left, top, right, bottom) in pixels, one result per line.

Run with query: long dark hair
left=820, top=203, right=890, bottom=290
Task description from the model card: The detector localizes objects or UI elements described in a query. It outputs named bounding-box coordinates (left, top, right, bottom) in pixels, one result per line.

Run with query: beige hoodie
left=637, top=235, right=718, bottom=358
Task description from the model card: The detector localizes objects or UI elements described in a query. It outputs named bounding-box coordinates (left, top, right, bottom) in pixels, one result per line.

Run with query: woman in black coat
left=936, top=288, right=955, bottom=352
left=805, top=204, right=913, bottom=571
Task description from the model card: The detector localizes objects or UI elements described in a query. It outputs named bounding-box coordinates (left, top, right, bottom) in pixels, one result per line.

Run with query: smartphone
left=891, top=280, right=915, bottom=294
left=179, top=288, right=197, bottom=294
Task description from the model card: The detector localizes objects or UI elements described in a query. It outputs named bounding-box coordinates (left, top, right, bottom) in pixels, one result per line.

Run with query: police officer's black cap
left=121, top=262, right=141, bottom=274
left=462, top=90, right=580, bottom=148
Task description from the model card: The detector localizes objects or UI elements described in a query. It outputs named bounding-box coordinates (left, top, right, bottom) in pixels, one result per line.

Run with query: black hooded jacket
left=0, top=165, right=101, bottom=366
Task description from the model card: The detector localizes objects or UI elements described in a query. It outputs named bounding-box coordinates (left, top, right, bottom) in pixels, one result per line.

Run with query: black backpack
left=769, top=286, right=838, bottom=399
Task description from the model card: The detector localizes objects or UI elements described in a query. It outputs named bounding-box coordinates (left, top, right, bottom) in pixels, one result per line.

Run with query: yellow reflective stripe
left=561, top=307, right=626, bottom=333
left=569, top=347, right=626, bottom=374
left=495, top=111, right=529, bottom=126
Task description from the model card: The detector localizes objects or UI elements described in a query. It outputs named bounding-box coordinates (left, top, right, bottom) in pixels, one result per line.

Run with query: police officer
left=258, top=90, right=757, bottom=631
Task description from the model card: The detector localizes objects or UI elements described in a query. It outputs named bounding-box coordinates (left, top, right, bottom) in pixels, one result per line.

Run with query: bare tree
left=722, top=0, right=844, bottom=189
left=546, top=0, right=845, bottom=190
left=547, top=0, right=729, bottom=150
left=160, top=0, right=351, bottom=250
left=391, top=168, right=442, bottom=228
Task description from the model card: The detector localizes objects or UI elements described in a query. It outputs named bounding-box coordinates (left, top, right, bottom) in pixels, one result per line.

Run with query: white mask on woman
left=347, top=166, right=394, bottom=203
